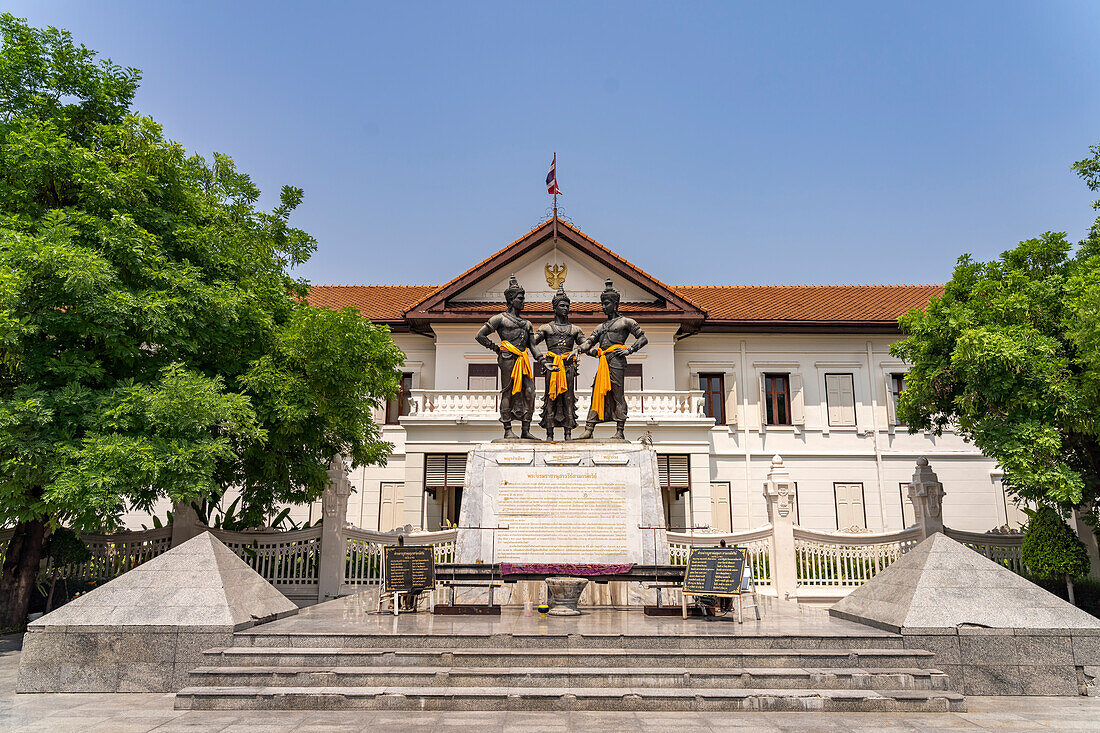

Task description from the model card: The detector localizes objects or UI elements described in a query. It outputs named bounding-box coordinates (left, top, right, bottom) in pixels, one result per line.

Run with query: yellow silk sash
left=590, top=344, right=629, bottom=418
left=546, top=352, right=575, bottom=400
left=499, top=340, right=533, bottom=394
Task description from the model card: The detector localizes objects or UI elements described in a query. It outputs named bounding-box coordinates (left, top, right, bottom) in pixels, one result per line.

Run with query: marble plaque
left=495, top=466, right=637, bottom=562
left=456, top=443, right=669, bottom=566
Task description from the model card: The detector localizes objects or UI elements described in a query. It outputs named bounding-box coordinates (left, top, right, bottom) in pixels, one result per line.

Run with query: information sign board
left=683, top=547, right=747, bottom=596
left=384, top=545, right=435, bottom=593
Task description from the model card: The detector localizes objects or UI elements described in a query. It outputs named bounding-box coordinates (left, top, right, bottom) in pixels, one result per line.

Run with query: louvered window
left=657, top=455, right=691, bottom=497
left=424, top=453, right=467, bottom=496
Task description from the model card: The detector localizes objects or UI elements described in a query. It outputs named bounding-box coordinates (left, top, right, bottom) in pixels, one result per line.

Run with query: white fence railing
left=794, top=525, right=923, bottom=590
left=12, top=520, right=1026, bottom=608
left=344, top=527, right=457, bottom=588
left=667, top=525, right=775, bottom=591
left=946, top=527, right=1026, bottom=574
left=60, top=526, right=174, bottom=583
left=210, top=525, right=322, bottom=594
left=407, top=389, right=707, bottom=421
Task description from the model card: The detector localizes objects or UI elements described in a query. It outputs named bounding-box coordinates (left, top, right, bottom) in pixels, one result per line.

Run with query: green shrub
left=1022, top=506, right=1091, bottom=604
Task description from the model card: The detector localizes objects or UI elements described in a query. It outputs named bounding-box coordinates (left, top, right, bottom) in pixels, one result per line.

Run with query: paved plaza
left=4, top=627, right=1100, bottom=731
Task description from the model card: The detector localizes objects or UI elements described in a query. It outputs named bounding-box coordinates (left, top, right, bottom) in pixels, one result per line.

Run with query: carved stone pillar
left=763, top=454, right=798, bottom=601
left=170, top=501, right=204, bottom=547
left=318, top=455, right=353, bottom=602
left=908, top=457, right=946, bottom=539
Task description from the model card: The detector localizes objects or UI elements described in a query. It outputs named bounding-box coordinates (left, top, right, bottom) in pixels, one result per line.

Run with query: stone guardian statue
left=475, top=274, right=539, bottom=440
left=577, top=278, right=648, bottom=441
left=533, top=285, right=586, bottom=441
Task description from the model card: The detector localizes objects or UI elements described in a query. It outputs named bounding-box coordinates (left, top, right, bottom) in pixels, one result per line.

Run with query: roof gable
left=403, top=219, right=705, bottom=327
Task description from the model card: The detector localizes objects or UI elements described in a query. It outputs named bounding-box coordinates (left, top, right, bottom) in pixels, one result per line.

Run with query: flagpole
left=552, top=152, right=558, bottom=243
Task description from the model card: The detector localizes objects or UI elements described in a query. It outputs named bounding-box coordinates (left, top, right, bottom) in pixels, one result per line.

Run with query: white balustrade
left=667, top=524, right=775, bottom=590
left=793, top=525, right=922, bottom=589
left=405, top=389, right=707, bottom=421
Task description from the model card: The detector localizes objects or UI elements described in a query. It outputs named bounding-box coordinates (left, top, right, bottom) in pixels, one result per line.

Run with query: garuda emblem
left=545, top=263, right=567, bottom=289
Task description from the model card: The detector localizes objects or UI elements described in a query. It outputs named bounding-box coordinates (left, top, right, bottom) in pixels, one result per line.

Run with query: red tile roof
left=674, top=284, right=944, bottom=322
left=306, top=283, right=942, bottom=325
left=306, top=284, right=437, bottom=320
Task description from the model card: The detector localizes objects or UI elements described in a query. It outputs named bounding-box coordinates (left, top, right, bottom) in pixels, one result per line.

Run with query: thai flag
left=546, top=155, right=562, bottom=195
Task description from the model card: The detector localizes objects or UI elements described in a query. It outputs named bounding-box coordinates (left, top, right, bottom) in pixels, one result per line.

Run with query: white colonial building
left=298, top=219, right=1021, bottom=536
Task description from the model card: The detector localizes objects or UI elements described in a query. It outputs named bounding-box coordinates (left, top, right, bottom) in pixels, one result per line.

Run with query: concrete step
left=202, top=646, right=936, bottom=669
left=174, top=684, right=966, bottom=712
left=236, top=632, right=906, bottom=650
left=187, top=665, right=951, bottom=691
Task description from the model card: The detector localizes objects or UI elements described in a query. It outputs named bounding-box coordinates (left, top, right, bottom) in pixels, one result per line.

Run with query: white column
left=318, top=456, right=352, bottom=602
left=763, top=455, right=797, bottom=601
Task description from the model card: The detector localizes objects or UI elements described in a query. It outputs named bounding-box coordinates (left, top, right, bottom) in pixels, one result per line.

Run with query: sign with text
left=683, top=547, right=747, bottom=596
left=384, top=545, right=435, bottom=594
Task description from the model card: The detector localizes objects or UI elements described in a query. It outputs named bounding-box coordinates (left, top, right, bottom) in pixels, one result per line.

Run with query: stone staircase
left=175, top=627, right=965, bottom=712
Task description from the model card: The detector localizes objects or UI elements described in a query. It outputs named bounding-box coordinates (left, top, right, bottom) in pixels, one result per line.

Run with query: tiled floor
left=5, top=628, right=1100, bottom=731
left=246, top=593, right=895, bottom=640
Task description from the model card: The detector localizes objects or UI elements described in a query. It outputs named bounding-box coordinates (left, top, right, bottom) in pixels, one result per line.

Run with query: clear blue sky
left=8, top=1, right=1100, bottom=286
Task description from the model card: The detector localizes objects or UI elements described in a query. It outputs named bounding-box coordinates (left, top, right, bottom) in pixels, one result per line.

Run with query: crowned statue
left=577, top=278, right=648, bottom=441
left=533, top=285, right=586, bottom=441
left=475, top=275, right=539, bottom=440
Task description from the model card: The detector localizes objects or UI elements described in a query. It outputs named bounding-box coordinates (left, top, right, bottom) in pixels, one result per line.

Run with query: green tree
left=0, top=16, right=404, bottom=628
left=1022, top=506, right=1091, bottom=605
left=891, top=146, right=1100, bottom=546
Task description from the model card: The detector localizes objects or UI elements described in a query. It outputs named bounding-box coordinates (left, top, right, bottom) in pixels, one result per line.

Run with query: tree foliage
left=0, top=14, right=403, bottom=542
left=891, top=147, right=1100, bottom=523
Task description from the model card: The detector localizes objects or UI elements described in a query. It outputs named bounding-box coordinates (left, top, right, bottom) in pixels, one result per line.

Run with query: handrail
left=793, top=525, right=923, bottom=546
left=208, top=524, right=322, bottom=544
left=666, top=524, right=774, bottom=546
left=944, top=527, right=1024, bottom=545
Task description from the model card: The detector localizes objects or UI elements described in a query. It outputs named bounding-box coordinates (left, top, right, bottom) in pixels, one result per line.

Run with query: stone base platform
left=174, top=592, right=965, bottom=713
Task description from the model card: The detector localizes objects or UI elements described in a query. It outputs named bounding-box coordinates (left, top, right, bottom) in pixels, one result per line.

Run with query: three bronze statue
left=475, top=275, right=647, bottom=442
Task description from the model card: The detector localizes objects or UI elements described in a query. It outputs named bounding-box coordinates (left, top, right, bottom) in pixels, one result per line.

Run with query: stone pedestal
left=457, top=442, right=668, bottom=565
left=546, top=576, right=590, bottom=615
left=455, top=442, right=668, bottom=606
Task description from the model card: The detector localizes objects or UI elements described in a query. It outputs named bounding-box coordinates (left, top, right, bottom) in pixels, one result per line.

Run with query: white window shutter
left=668, top=456, right=690, bottom=490
left=885, top=374, right=898, bottom=426
left=425, top=455, right=447, bottom=488
left=725, top=378, right=738, bottom=426
left=825, top=374, right=855, bottom=427
left=371, top=404, right=386, bottom=424
left=790, top=373, right=805, bottom=425
left=447, top=454, right=467, bottom=486
left=758, top=373, right=767, bottom=428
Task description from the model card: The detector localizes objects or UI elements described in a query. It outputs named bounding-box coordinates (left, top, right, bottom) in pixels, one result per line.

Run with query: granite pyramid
left=18, top=531, right=298, bottom=692
left=30, top=530, right=298, bottom=630
left=830, top=532, right=1100, bottom=633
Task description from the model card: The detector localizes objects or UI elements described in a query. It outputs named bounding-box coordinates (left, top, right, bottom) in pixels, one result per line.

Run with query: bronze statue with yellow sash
left=533, top=285, right=586, bottom=441
left=475, top=275, right=540, bottom=440
left=577, top=278, right=648, bottom=441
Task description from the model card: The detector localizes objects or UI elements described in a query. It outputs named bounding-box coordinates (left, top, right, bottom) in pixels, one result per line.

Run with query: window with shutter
left=658, top=455, right=691, bottom=495
left=710, top=482, right=732, bottom=532
left=699, top=373, right=726, bottom=424
left=834, top=482, right=867, bottom=530
left=385, top=372, right=414, bottom=424
left=625, top=363, right=643, bottom=392
left=379, top=482, right=405, bottom=531
left=764, top=374, right=791, bottom=425
left=899, top=482, right=916, bottom=528
left=825, top=373, right=856, bottom=427
left=424, top=453, right=467, bottom=495
left=888, top=373, right=906, bottom=426
left=468, top=364, right=498, bottom=391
